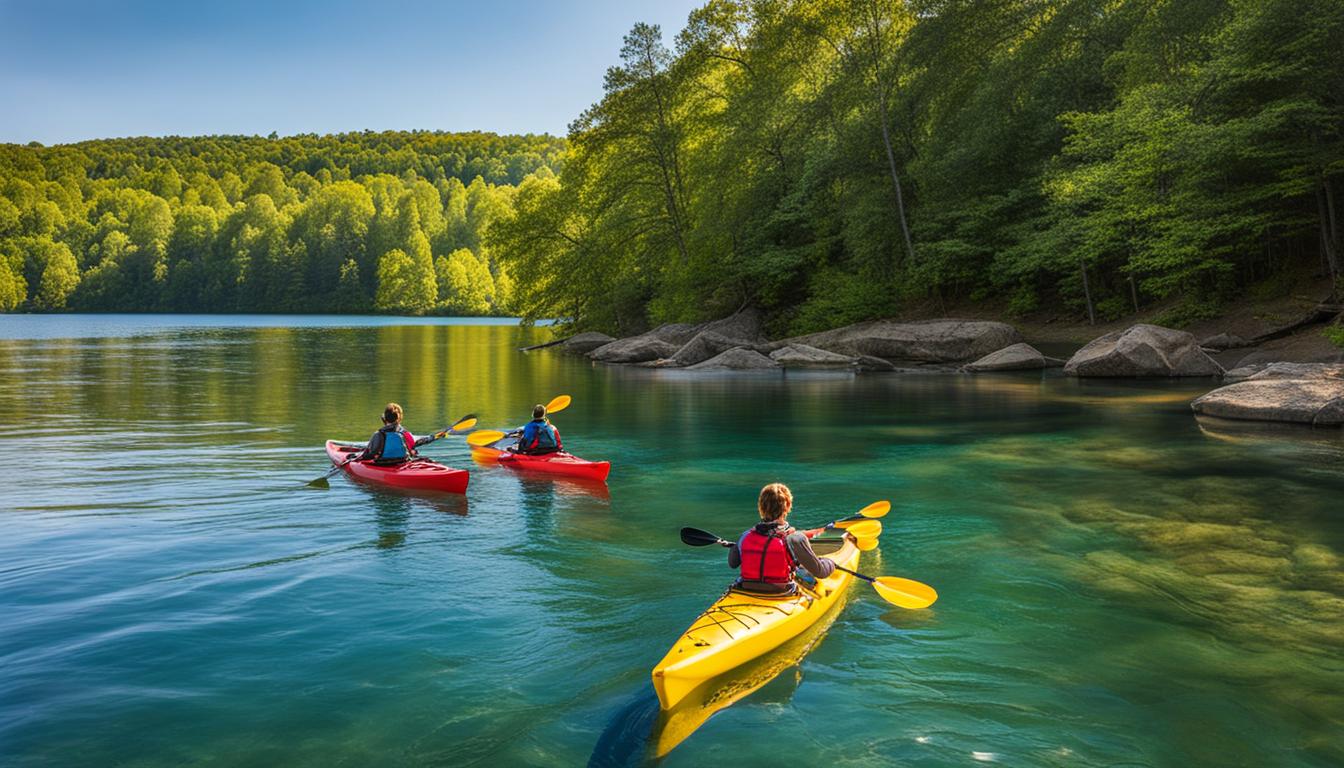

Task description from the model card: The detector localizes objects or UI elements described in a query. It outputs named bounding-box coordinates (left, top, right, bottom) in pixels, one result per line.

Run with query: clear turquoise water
left=1, top=316, right=1342, bottom=767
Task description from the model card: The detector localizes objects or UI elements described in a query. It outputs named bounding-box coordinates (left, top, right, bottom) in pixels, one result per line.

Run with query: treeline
left=491, top=0, right=1344, bottom=335
left=0, top=131, right=564, bottom=313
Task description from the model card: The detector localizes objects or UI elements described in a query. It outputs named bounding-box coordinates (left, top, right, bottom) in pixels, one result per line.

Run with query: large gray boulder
left=686, top=347, right=781, bottom=370
left=769, top=343, right=857, bottom=368
left=562, top=332, right=616, bottom=354
left=963, top=343, right=1064, bottom=372
left=645, top=323, right=700, bottom=346
left=700, top=308, right=766, bottom=343
left=1064, top=324, right=1224, bottom=377
left=667, top=331, right=751, bottom=367
left=1192, top=378, right=1344, bottom=426
left=589, top=335, right=680, bottom=363
left=1223, top=362, right=1344, bottom=384
left=782, top=319, right=1022, bottom=362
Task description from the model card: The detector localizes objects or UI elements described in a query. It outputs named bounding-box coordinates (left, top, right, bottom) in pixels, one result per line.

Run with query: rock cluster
left=582, top=314, right=1027, bottom=370
left=1192, top=363, right=1344, bottom=426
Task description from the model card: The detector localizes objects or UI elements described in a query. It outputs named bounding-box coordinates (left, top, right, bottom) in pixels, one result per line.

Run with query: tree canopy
left=490, top=0, right=1344, bottom=335
left=0, top=131, right=563, bottom=314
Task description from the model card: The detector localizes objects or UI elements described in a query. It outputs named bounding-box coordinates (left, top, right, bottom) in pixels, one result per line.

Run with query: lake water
left=2, top=315, right=1342, bottom=767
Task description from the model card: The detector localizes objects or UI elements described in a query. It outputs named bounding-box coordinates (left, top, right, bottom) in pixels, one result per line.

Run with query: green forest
left=496, top=0, right=1343, bottom=335
left=2, top=0, right=1342, bottom=334
left=0, top=132, right=563, bottom=314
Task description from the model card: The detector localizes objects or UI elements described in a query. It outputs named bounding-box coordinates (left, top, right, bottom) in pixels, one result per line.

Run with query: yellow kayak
left=651, top=533, right=859, bottom=710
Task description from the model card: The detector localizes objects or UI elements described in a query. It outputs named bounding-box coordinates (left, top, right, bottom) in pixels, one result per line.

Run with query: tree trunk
left=1324, top=177, right=1340, bottom=293
left=1080, top=260, right=1095, bottom=325
left=877, top=88, right=916, bottom=267
left=1318, top=183, right=1339, bottom=288
left=1129, top=275, right=1139, bottom=314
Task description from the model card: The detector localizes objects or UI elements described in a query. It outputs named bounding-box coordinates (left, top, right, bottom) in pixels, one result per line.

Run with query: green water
left=2, top=315, right=1342, bottom=767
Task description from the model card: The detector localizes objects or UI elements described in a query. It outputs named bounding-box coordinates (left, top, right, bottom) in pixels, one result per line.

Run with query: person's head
left=758, top=483, right=793, bottom=522
left=382, top=402, right=404, bottom=425
left=532, top=404, right=547, bottom=420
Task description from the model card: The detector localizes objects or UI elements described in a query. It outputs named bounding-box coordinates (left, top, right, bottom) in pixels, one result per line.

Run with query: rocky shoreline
left=533, top=309, right=1344, bottom=430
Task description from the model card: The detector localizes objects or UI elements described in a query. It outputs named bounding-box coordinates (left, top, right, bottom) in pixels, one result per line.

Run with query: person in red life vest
left=727, top=483, right=838, bottom=595
left=509, top=403, right=562, bottom=455
left=352, top=402, right=418, bottom=465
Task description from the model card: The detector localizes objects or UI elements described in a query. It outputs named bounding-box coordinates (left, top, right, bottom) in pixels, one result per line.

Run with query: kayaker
left=509, top=404, right=562, bottom=455
left=727, top=483, right=837, bottom=595
left=352, top=402, right=418, bottom=464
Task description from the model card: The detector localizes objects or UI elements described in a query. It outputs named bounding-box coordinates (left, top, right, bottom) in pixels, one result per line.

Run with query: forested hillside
left=492, top=0, right=1344, bottom=335
left=0, top=132, right=563, bottom=313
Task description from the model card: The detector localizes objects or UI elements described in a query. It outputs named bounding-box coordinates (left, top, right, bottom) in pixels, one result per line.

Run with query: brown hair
left=532, top=404, right=547, bottom=419
left=757, top=483, right=793, bottom=521
left=382, top=402, right=404, bottom=424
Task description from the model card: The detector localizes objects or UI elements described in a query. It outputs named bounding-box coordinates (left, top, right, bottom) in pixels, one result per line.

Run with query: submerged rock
left=781, top=319, right=1022, bottom=362
left=686, top=347, right=781, bottom=370
left=768, top=343, right=857, bottom=368
left=562, top=332, right=616, bottom=354
left=963, top=343, right=1064, bottom=372
left=1192, top=365, right=1344, bottom=426
left=1064, top=324, right=1224, bottom=377
left=854, top=354, right=898, bottom=372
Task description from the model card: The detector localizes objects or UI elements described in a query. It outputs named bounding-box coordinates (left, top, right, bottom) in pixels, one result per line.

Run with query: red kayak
left=325, top=440, right=469, bottom=494
left=472, top=445, right=611, bottom=482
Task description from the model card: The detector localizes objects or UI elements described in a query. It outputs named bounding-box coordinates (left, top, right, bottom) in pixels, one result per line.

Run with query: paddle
left=467, top=394, right=573, bottom=448
left=308, top=413, right=476, bottom=489
left=678, top=526, right=937, bottom=609
left=800, top=500, right=889, bottom=539
left=413, top=414, right=479, bottom=448
left=817, top=500, right=890, bottom=530
left=832, top=500, right=891, bottom=525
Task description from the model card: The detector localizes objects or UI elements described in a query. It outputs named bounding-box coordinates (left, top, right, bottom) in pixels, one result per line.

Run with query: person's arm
left=786, top=533, right=836, bottom=579
left=519, top=422, right=538, bottom=444
left=353, top=430, right=382, bottom=461
left=727, top=540, right=742, bottom=569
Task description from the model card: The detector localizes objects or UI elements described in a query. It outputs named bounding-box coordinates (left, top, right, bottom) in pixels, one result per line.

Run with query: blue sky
left=0, top=0, right=703, bottom=144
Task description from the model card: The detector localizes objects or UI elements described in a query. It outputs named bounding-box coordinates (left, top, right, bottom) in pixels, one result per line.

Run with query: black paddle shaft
left=680, top=527, right=731, bottom=547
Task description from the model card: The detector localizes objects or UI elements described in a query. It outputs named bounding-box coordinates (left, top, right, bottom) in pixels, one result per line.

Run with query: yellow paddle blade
left=855, top=536, right=879, bottom=551
left=858, top=500, right=891, bottom=519
left=545, top=394, right=572, bottom=414
left=467, top=430, right=508, bottom=447
left=452, top=418, right=478, bottom=433
left=472, top=445, right=503, bottom=460
left=871, top=577, right=938, bottom=609
left=843, top=519, right=882, bottom=539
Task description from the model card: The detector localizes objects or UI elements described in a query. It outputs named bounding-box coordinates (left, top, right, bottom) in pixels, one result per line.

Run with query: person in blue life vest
left=727, top=483, right=839, bottom=595
left=510, top=403, right=562, bottom=455
left=352, top=402, right=418, bottom=464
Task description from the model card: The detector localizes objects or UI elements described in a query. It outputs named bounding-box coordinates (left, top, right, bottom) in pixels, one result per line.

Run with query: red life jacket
left=738, top=525, right=797, bottom=584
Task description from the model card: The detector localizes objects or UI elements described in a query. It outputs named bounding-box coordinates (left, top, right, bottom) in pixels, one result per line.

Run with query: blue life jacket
left=378, top=426, right=408, bottom=461
left=523, top=419, right=559, bottom=451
